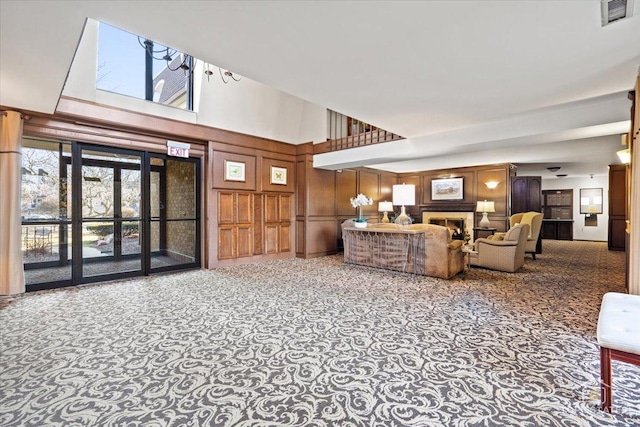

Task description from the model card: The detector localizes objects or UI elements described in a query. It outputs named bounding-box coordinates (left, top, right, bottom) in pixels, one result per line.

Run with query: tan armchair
left=469, top=224, right=529, bottom=272
left=509, top=212, right=543, bottom=259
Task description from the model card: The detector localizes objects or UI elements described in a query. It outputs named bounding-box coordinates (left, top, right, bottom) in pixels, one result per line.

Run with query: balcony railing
left=314, top=110, right=404, bottom=154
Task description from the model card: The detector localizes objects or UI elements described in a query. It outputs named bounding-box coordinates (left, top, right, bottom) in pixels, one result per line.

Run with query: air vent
left=601, top=0, right=635, bottom=26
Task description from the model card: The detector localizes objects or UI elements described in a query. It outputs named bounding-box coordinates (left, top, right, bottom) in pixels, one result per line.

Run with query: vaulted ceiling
left=1, top=1, right=639, bottom=176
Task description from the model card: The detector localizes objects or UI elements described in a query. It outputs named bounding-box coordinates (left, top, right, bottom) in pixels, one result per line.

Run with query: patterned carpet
left=1, top=240, right=638, bottom=426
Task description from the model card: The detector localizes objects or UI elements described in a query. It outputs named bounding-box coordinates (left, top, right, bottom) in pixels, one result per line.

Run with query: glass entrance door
left=24, top=142, right=200, bottom=290
left=74, top=146, right=143, bottom=283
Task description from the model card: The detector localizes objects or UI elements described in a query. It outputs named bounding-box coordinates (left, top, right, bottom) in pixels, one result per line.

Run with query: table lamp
left=378, top=201, right=393, bottom=223
left=392, top=184, right=415, bottom=225
left=476, top=200, right=495, bottom=228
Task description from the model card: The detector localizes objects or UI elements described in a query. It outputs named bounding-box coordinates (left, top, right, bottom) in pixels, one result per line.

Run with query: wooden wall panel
left=308, top=167, right=336, bottom=217
left=236, top=193, right=253, bottom=224
left=359, top=170, right=380, bottom=217
left=265, top=194, right=279, bottom=223
left=477, top=166, right=510, bottom=231
left=280, top=195, right=291, bottom=222
left=253, top=194, right=263, bottom=255
left=261, top=158, right=295, bottom=193
left=336, top=170, right=357, bottom=216
left=218, top=227, right=235, bottom=259
left=218, top=193, right=235, bottom=224
left=236, top=225, right=252, bottom=257
left=280, top=224, right=291, bottom=252
left=296, top=220, right=305, bottom=255
left=212, top=151, right=257, bottom=190
left=380, top=174, right=396, bottom=204
left=305, top=220, right=338, bottom=257
left=265, top=225, right=279, bottom=254
left=296, top=160, right=307, bottom=216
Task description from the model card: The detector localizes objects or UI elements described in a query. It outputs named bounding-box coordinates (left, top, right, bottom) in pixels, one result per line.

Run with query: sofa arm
left=474, top=238, right=518, bottom=249
left=448, top=240, right=463, bottom=250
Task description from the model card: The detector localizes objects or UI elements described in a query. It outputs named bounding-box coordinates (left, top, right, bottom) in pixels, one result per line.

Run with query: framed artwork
left=270, top=166, right=287, bottom=185
left=580, top=188, right=603, bottom=214
left=431, top=177, right=464, bottom=200
left=224, top=160, right=245, bottom=182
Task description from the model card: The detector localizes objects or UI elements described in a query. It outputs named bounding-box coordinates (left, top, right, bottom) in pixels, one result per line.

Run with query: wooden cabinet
left=511, top=176, right=541, bottom=214
left=217, top=192, right=253, bottom=260
left=541, top=220, right=573, bottom=240
left=542, top=189, right=573, bottom=220
left=608, top=164, right=628, bottom=251
left=511, top=175, right=542, bottom=252
left=541, top=189, right=573, bottom=241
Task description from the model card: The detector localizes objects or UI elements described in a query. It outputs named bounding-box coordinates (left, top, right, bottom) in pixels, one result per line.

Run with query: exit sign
left=167, top=141, right=190, bottom=158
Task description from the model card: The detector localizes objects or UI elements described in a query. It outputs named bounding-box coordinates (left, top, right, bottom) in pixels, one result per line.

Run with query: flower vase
left=354, top=221, right=367, bottom=229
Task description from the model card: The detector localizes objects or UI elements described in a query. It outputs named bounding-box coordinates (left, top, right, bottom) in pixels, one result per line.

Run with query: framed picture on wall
left=224, top=160, right=246, bottom=182
left=270, top=166, right=287, bottom=185
left=580, top=188, right=603, bottom=214
left=431, top=177, right=464, bottom=200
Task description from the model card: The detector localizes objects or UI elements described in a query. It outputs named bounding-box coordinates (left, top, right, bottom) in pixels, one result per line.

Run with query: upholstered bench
left=597, top=292, right=640, bottom=413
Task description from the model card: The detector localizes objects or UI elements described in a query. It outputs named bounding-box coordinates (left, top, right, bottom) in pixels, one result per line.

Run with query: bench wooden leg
left=600, top=347, right=612, bottom=413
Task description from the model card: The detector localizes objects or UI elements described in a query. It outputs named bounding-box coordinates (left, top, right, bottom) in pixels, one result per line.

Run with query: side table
left=473, top=227, right=496, bottom=240
left=461, top=244, right=478, bottom=271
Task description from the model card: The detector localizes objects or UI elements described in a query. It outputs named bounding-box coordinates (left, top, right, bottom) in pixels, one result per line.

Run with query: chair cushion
left=597, top=292, right=640, bottom=355
left=503, top=225, right=521, bottom=241
left=520, top=212, right=538, bottom=238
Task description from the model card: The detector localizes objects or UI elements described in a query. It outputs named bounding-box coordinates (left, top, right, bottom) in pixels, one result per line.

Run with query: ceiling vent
left=601, top=0, right=635, bottom=26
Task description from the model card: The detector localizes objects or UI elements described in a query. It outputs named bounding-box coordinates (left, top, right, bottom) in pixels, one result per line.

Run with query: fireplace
left=422, top=211, right=475, bottom=241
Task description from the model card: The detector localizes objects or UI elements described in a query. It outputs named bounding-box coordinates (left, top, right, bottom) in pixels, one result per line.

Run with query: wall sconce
left=617, top=149, right=631, bottom=164
left=392, top=184, right=415, bottom=225
left=476, top=200, right=495, bottom=228
left=485, top=181, right=499, bottom=189
left=378, top=201, right=393, bottom=223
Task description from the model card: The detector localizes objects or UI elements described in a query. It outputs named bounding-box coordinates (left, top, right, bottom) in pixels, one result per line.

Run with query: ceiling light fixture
left=547, top=166, right=561, bottom=172
left=139, top=37, right=242, bottom=84
left=556, top=174, right=567, bottom=178
left=219, top=68, right=242, bottom=84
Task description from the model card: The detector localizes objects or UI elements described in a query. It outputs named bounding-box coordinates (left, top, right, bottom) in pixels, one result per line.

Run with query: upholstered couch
left=341, top=221, right=465, bottom=279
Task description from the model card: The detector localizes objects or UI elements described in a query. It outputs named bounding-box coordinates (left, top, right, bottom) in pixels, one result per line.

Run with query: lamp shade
left=378, top=201, right=393, bottom=212
left=476, top=200, right=495, bottom=213
left=392, top=184, right=415, bottom=206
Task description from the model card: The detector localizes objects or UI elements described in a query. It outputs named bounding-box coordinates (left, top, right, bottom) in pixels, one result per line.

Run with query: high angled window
left=97, top=22, right=194, bottom=110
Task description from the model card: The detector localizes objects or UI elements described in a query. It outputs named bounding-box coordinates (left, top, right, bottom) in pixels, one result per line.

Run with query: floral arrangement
left=350, top=193, right=373, bottom=222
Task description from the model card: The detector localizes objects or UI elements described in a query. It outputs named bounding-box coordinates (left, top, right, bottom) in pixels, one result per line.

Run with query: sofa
left=341, top=221, right=465, bottom=279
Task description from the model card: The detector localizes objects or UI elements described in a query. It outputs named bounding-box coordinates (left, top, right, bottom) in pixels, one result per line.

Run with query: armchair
left=469, top=224, right=529, bottom=272
left=510, top=212, right=543, bottom=259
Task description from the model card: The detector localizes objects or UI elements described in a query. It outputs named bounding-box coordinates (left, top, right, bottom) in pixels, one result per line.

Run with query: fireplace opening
left=428, top=218, right=465, bottom=240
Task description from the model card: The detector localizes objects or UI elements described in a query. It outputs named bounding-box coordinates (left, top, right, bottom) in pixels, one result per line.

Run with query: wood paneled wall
left=209, top=141, right=296, bottom=267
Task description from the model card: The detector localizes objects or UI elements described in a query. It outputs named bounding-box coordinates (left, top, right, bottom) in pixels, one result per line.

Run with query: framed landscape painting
left=431, top=177, right=464, bottom=200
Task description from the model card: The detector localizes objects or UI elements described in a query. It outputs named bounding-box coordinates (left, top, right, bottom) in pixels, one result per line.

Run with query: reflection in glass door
left=75, top=146, right=142, bottom=283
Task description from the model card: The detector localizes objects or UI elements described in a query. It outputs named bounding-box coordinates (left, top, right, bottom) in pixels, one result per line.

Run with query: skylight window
left=97, top=22, right=193, bottom=110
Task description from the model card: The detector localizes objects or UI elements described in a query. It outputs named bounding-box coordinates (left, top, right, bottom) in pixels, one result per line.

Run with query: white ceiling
left=1, top=1, right=639, bottom=176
